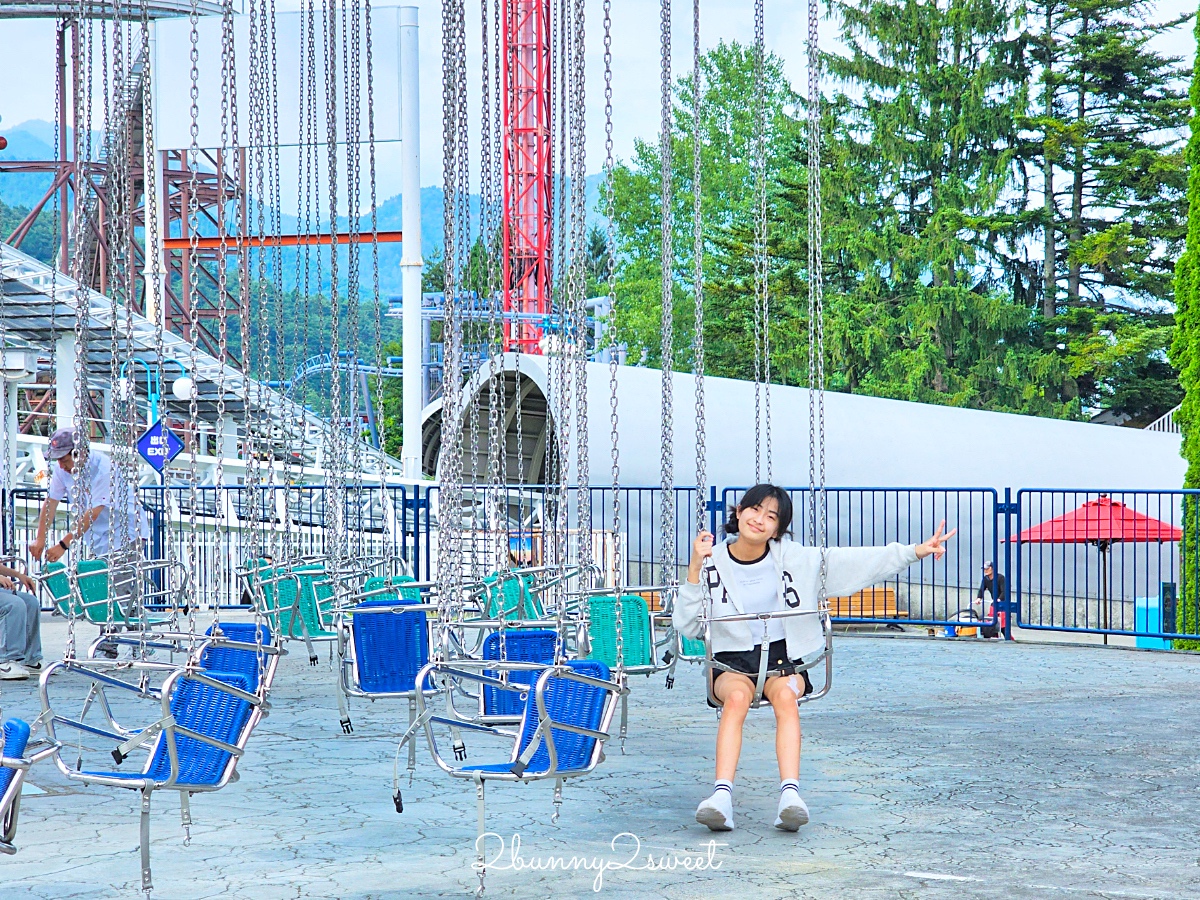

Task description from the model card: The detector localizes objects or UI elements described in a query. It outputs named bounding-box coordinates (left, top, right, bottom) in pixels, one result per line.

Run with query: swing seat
left=286, top=564, right=338, bottom=640
left=678, top=635, right=706, bottom=659
left=431, top=659, right=618, bottom=780
left=0, top=717, right=55, bottom=856
left=480, top=629, right=559, bottom=717
left=482, top=570, right=543, bottom=621
left=240, top=560, right=335, bottom=651
left=39, top=643, right=276, bottom=892
left=80, top=673, right=254, bottom=786
left=461, top=663, right=610, bottom=776
left=199, top=623, right=274, bottom=693
left=42, top=560, right=174, bottom=630
left=348, top=577, right=431, bottom=695
left=585, top=594, right=660, bottom=671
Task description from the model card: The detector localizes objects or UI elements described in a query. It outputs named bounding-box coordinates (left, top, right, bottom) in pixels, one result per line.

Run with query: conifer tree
left=1169, top=16, right=1200, bottom=646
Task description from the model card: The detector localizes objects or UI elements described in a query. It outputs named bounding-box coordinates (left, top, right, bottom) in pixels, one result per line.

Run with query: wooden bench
left=828, top=586, right=905, bottom=620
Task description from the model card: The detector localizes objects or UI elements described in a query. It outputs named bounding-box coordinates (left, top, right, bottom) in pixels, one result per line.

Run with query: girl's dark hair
left=724, top=484, right=793, bottom=539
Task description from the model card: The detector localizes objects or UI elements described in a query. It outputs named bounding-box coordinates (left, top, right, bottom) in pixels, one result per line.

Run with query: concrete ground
left=2, top=615, right=1199, bottom=900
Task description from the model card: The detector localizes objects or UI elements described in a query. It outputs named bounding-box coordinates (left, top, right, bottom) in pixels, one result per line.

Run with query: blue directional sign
left=136, top=420, right=184, bottom=473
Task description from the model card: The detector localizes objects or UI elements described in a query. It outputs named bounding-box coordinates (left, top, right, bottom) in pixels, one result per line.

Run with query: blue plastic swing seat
left=481, top=630, right=559, bottom=717
left=82, top=672, right=254, bottom=788
left=352, top=577, right=429, bottom=694
left=199, top=623, right=273, bottom=693
left=461, top=659, right=611, bottom=777
left=1, top=718, right=31, bottom=796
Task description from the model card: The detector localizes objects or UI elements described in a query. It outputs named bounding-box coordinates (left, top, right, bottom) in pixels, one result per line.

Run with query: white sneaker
left=695, top=788, right=735, bottom=832
left=774, top=787, right=810, bottom=831
left=0, top=661, right=32, bottom=680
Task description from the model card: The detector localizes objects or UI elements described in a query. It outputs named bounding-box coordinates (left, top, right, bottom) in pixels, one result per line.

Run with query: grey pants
left=0, top=589, right=42, bottom=665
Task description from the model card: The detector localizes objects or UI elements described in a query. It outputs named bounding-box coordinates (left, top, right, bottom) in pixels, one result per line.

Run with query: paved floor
left=2, top=617, right=1199, bottom=900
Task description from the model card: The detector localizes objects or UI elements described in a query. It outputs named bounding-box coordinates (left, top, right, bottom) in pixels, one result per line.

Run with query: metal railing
left=722, top=486, right=1001, bottom=630
left=5, top=483, right=1198, bottom=647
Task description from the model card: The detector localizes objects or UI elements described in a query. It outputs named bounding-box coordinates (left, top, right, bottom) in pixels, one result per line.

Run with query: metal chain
left=365, top=0, right=390, bottom=572
left=346, top=0, right=366, bottom=563
left=752, top=0, right=768, bottom=484
left=692, top=0, right=705, bottom=533
left=659, top=0, right=675, bottom=588
left=184, top=0, right=202, bottom=638
left=436, top=0, right=467, bottom=630
left=602, top=0, right=623, bottom=666
left=324, top=0, right=346, bottom=571
left=568, top=0, right=590, bottom=573
left=214, top=0, right=235, bottom=618
left=481, top=0, right=505, bottom=576
left=268, top=0, right=287, bottom=565
left=245, top=0, right=263, bottom=563
left=808, top=0, right=828, bottom=594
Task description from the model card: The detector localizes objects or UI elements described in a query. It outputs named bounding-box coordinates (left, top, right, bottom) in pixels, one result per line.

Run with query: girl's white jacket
left=673, top=537, right=920, bottom=661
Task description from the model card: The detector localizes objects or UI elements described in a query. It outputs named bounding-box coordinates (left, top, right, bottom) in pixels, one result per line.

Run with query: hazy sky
left=0, top=0, right=1196, bottom=206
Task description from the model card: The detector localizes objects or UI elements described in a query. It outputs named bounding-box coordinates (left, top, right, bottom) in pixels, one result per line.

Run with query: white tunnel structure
left=422, top=353, right=1186, bottom=492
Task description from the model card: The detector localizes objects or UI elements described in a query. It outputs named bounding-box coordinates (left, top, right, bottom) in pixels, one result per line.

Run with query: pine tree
left=1024, top=0, right=1190, bottom=424
left=820, top=0, right=1077, bottom=414
left=1169, top=16, right=1200, bottom=647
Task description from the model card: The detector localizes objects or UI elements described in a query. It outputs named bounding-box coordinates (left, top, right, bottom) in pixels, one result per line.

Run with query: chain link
left=659, top=0, right=675, bottom=588
left=806, top=0, right=828, bottom=597
left=692, top=0, right=705, bottom=533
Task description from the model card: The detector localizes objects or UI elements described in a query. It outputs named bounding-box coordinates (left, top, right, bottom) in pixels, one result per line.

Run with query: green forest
left=2, top=0, right=1192, bottom=440
left=610, top=0, right=1191, bottom=427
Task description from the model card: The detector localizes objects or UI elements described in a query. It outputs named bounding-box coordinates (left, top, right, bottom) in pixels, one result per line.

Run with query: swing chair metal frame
left=0, top=716, right=59, bottom=856
left=699, top=604, right=834, bottom=709
left=38, top=628, right=281, bottom=893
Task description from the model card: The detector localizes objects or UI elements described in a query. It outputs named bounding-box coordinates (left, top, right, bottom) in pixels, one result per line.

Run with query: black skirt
left=712, top=638, right=813, bottom=699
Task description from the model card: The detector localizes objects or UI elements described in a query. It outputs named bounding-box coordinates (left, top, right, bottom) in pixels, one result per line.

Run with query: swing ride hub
left=500, top=0, right=553, bottom=355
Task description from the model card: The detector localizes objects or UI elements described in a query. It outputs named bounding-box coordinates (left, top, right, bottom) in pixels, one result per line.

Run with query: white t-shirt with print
left=724, top=547, right=786, bottom=643
left=47, top=451, right=149, bottom=555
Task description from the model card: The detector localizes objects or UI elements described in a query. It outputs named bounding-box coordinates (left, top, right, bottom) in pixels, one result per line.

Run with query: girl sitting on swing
left=673, top=483, right=955, bottom=832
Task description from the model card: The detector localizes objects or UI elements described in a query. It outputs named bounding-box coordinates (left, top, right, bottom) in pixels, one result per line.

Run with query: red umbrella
left=1014, top=496, right=1181, bottom=641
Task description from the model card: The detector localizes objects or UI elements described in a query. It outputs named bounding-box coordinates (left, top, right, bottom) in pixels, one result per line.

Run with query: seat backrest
left=291, top=565, right=335, bottom=636
left=44, top=559, right=111, bottom=620
left=351, top=584, right=428, bottom=694
left=481, top=629, right=559, bottom=716
left=145, top=672, right=254, bottom=787
left=513, top=660, right=611, bottom=774
left=0, top=718, right=31, bottom=797
left=360, top=575, right=421, bottom=606
left=199, top=623, right=273, bottom=693
left=483, top=572, right=538, bottom=621
left=586, top=595, right=654, bottom=668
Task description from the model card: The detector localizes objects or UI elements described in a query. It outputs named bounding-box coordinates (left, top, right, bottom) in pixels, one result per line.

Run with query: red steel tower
left=500, top=0, right=552, bottom=353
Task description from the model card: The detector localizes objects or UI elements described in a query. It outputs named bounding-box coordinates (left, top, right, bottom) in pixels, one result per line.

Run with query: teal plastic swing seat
left=43, top=560, right=171, bottom=628
left=482, top=571, right=542, bottom=621
left=586, top=595, right=655, bottom=669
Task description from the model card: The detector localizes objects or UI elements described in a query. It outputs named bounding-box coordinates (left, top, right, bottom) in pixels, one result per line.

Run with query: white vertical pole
left=54, top=334, right=78, bottom=431
left=399, top=5, right=423, bottom=479
left=4, top=381, right=18, bottom=489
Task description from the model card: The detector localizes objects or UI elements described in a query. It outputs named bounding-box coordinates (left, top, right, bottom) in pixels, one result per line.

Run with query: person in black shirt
left=976, top=561, right=1006, bottom=639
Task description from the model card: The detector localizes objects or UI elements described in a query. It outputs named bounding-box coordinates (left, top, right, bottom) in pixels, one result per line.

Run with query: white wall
left=454, top=355, right=1186, bottom=492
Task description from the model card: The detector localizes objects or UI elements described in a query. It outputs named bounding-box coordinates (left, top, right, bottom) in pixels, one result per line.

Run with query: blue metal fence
left=4, top=482, right=1198, bottom=645
left=1013, top=489, right=1197, bottom=645
left=722, top=486, right=1002, bottom=631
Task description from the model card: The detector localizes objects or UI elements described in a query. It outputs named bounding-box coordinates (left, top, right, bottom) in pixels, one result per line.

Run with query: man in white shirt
left=29, top=430, right=150, bottom=651
left=28, top=428, right=150, bottom=563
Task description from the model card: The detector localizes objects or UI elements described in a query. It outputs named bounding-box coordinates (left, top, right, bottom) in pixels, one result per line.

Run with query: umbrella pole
left=1101, top=544, right=1109, bottom=646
